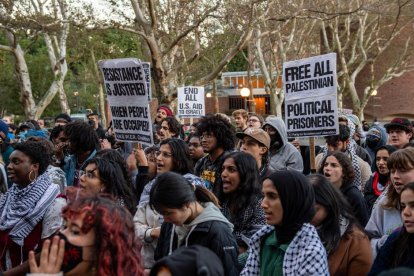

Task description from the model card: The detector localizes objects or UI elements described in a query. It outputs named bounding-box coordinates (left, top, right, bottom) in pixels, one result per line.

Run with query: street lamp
left=240, top=87, right=250, bottom=110
left=206, top=92, right=212, bottom=98
left=73, top=91, right=79, bottom=112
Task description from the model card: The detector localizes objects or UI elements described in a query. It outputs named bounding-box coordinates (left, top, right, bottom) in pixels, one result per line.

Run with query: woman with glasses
left=134, top=138, right=206, bottom=270
left=79, top=157, right=137, bottom=214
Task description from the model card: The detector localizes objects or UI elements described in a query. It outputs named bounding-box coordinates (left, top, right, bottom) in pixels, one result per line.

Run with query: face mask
left=58, top=232, right=86, bottom=273
left=366, top=136, right=380, bottom=149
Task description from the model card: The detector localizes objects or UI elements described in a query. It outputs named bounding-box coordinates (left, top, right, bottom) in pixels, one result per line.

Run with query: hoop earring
left=28, top=170, right=37, bottom=182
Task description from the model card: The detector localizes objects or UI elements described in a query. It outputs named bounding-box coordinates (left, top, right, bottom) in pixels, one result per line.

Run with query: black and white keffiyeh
left=0, top=173, right=59, bottom=246
left=241, top=223, right=329, bottom=276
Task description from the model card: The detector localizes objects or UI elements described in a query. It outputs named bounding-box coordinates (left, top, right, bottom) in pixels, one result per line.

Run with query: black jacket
left=154, top=220, right=239, bottom=276
left=341, top=184, right=369, bottom=227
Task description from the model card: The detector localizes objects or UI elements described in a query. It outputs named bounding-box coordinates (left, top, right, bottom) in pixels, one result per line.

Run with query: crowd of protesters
left=0, top=106, right=414, bottom=275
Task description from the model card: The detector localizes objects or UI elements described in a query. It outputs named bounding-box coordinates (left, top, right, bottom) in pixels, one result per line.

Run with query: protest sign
left=141, top=62, right=151, bottom=101
left=99, top=58, right=154, bottom=146
left=283, top=53, right=339, bottom=138
left=177, top=86, right=205, bottom=118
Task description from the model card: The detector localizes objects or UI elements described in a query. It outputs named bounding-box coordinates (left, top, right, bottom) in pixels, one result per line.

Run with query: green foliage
left=227, top=49, right=247, bottom=72
left=0, top=27, right=144, bottom=118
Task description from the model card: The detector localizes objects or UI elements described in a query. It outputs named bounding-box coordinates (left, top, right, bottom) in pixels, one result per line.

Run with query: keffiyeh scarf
left=0, top=173, right=59, bottom=246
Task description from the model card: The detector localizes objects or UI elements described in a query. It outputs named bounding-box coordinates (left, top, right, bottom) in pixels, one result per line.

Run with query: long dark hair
left=84, top=157, right=137, bottom=214
left=265, top=170, right=315, bottom=244
left=96, top=149, right=132, bottom=187
left=390, top=182, right=414, bottom=267
left=216, top=152, right=261, bottom=216
left=149, top=172, right=219, bottom=213
left=318, top=151, right=355, bottom=188
left=308, top=174, right=359, bottom=253
left=160, top=138, right=193, bottom=174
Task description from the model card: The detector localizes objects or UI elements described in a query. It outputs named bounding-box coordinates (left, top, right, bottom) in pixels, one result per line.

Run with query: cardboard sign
left=283, top=53, right=339, bottom=138
left=177, top=86, right=205, bottom=118
left=141, top=62, right=151, bottom=101
left=99, top=58, right=154, bottom=146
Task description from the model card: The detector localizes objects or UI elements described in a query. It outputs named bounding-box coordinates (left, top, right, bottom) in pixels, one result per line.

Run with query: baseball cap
left=236, top=127, right=270, bottom=149
left=384, top=118, right=413, bottom=133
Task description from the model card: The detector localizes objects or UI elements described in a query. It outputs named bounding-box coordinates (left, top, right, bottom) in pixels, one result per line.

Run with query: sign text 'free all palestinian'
left=177, top=86, right=205, bottom=118
left=99, top=58, right=153, bottom=146
left=283, top=53, right=339, bottom=138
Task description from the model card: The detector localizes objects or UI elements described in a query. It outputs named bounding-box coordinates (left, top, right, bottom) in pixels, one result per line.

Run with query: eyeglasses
left=79, top=169, right=97, bottom=179
left=188, top=142, right=202, bottom=148
left=248, top=119, right=260, bottom=123
left=155, top=151, right=173, bottom=158
left=200, top=134, right=214, bottom=140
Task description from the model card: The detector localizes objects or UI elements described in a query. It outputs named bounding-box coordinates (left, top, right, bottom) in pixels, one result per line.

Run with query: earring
left=28, top=170, right=37, bottom=182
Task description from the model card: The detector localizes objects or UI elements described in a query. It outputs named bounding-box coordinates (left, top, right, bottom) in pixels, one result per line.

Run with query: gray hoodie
left=263, top=116, right=304, bottom=173
left=175, top=202, right=234, bottom=247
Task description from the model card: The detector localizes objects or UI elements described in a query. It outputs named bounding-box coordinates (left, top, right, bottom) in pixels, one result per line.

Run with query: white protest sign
left=177, top=86, right=205, bottom=118
left=283, top=53, right=339, bottom=138
left=141, top=62, right=151, bottom=101
left=98, top=58, right=154, bottom=146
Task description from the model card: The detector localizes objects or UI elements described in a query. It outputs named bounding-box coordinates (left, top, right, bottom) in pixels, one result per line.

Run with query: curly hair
left=13, top=140, right=51, bottom=174
left=64, top=121, right=100, bottom=153
left=49, top=125, right=65, bottom=142
left=318, top=151, right=355, bottom=188
left=83, top=157, right=137, bottom=214
left=161, top=117, right=184, bottom=139
left=216, top=152, right=261, bottom=216
left=61, top=193, right=143, bottom=276
left=196, top=114, right=235, bottom=151
left=159, top=138, right=193, bottom=174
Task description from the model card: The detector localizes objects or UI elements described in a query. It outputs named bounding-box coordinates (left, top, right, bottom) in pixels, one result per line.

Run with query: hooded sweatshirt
left=155, top=202, right=239, bottom=275
left=263, top=117, right=303, bottom=173
left=365, top=125, right=388, bottom=171
left=175, top=202, right=234, bottom=247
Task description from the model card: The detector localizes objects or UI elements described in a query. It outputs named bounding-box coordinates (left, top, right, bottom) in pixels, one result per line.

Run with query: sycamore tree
left=318, top=0, right=414, bottom=120
left=85, top=0, right=273, bottom=103
left=0, top=0, right=70, bottom=119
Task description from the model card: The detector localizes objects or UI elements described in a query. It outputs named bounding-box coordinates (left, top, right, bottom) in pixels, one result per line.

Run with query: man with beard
left=194, top=114, right=235, bottom=191
left=262, top=116, right=303, bottom=173
left=63, top=121, right=100, bottom=186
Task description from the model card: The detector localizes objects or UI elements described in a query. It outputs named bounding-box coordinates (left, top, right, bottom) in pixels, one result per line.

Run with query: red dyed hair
left=62, top=191, right=143, bottom=276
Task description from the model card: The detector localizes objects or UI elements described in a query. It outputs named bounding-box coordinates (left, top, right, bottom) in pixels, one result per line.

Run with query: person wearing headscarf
left=241, top=170, right=328, bottom=276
